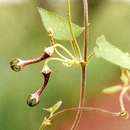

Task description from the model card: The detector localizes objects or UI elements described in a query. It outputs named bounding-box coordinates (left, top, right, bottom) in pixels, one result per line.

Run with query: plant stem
left=39, top=106, right=120, bottom=130
left=83, top=0, right=89, bottom=61
left=67, top=0, right=81, bottom=59
left=44, top=57, right=69, bottom=66
left=70, top=0, right=89, bottom=130
left=52, top=107, right=120, bottom=120
left=48, top=29, right=75, bottom=60
left=119, top=87, right=128, bottom=112
left=54, top=44, right=75, bottom=59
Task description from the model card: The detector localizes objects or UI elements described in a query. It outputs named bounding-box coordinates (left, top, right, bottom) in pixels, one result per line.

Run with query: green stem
left=54, top=44, right=75, bottom=59
left=44, top=57, right=69, bottom=66
left=48, top=29, right=75, bottom=61
left=67, top=0, right=81, bottom=59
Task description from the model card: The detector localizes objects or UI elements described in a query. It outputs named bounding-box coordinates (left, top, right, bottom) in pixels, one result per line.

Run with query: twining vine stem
left=119, top=87, right=129, bottom=112
left=70, top=0, right=89, bottom=130
left=51, top=107, right=120, bottom=120
left=67, top=0, right=81, bottom=59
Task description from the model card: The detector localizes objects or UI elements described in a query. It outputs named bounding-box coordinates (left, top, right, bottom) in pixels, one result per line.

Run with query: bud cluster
left=10, top=45, right=54, bottom=107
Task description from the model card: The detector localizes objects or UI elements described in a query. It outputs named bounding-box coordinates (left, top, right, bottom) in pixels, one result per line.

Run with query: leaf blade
left=38, top=8, right=84, bottom=41
left=94, top=35, right=130, bottom=69
left=102, top=85, right=122, bottom=94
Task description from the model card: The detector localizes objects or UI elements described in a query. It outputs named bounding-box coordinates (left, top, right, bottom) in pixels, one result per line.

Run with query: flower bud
left=42, top=65, right=52, bottom=75
left=42, top=65, right=52, bottom=87
left=44, top=46, right=54, bottom=58
left=10, top=58, right=24, bottom=72
left=27, top=93, right=40, bottom=107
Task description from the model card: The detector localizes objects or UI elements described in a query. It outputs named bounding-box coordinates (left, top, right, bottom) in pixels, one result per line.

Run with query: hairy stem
left=70, top=0, right=89, bottom=130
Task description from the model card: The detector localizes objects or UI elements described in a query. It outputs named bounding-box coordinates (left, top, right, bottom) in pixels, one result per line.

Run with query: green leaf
left=102, top=85, right=122, bottom=94
left=38, top=8, right=84, bottom=41
left=94, top=35, right=130, bottom=69
left=43, top=101, right=62, bottom=114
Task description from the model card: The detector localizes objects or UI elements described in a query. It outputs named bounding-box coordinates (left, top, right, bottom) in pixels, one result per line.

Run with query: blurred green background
left=0, top=0, right=130, bottom=130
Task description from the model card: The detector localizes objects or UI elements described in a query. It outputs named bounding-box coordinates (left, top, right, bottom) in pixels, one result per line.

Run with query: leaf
left=43, top=101, right=62, bottom=114
left=102, top=85, right=122, bottom=94
left=94, top=35, right=130, bottom=70
left=38, top=8, right=84, bottom=41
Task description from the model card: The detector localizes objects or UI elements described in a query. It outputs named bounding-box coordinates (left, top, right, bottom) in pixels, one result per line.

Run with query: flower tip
left=9, top=58, right=22, bottom=72
left=27, top=93, right=40, bottom=107
left=120, top=111, right=129, bottom=119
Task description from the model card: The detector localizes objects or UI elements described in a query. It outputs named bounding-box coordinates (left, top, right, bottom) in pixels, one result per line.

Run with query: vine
left=9, top=0, right=130, bottom=130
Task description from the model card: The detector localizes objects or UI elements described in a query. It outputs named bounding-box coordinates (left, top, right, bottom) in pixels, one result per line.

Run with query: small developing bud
left=41, top=65, right=52, bottom=87
left=119, top=111, right=129, bottom=119
left=10, top=58, right=24, bottom=72
left=42, top=65, right=52, bottom=75
left=44, top=46, right=54, bottom=58
left=48, top=28, right=54, bottom=38
left=48, top=28, right=55, bottom=45
left=27, top=93, right=40, bottom=107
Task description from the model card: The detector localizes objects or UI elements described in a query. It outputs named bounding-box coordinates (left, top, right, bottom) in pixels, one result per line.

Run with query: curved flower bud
left=27, top=93, right=40, bottom=107
left=10, top=58, right=24, bottom=72
left=27, top=65, right=52, bottom=107
left=10, top=46, right=54, bottom=72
